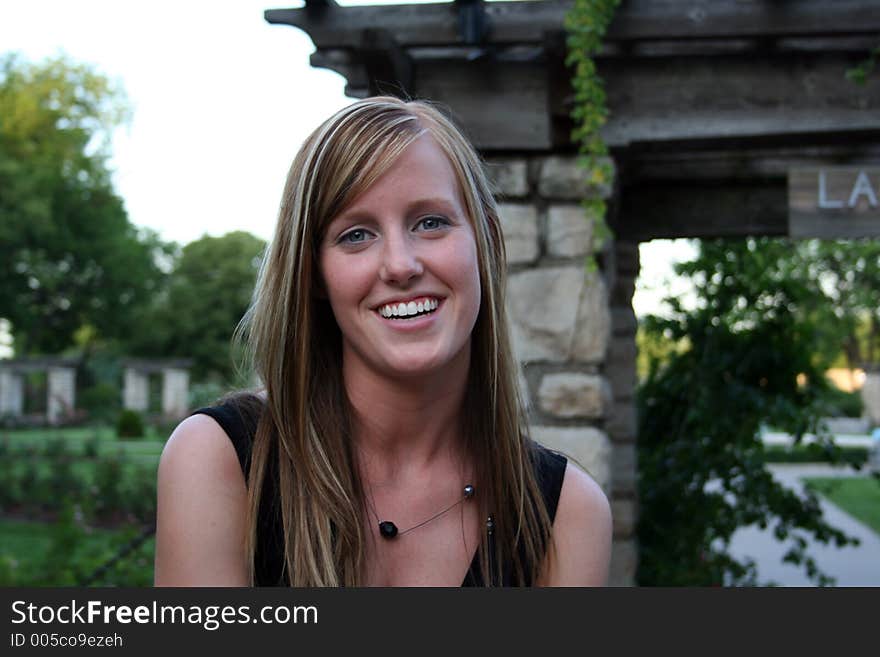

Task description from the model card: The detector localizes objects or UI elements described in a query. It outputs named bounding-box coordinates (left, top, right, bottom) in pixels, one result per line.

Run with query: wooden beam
left=267, top=1, right=880, bottom=50
left=416, top=60, right=552, bottom=149
left=265, top=1, right=569, bottom=49
left=615, top=182, right=788, bottom=241
left=600, top=54, right=880, bottom=149
left=620, top=144, right=880, bottom=183
left=607, top=0, right=880, bottom=42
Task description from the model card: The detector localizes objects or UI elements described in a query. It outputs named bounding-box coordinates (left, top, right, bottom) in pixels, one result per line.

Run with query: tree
left=0, top=53, right=167, bottom=354
left=128, top=231, right=266, bottom=383
left=637, top=237, right=865, bottom=586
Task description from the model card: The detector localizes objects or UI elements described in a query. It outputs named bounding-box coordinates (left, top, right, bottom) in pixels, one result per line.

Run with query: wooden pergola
left=265, top=0, right=880, bottom=585
left=267, top=0, right=880, bottom=240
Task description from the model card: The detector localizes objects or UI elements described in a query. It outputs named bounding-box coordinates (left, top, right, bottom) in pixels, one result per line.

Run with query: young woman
left=154, top=97, right=612, bottom=587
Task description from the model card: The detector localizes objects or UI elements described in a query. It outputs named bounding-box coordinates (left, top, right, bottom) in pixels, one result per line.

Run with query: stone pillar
left=0, top=369, right=24, bottom=418
left=123, top=368, right=149, bottom=412
left=861, top=370, right=880, bottom=427
left=161, top=367, right=190, bottom=418
left=489, top=154, right=626, bottom=580
left=47, top=367, right=76, bottom=425
left=605, top=240, right=641, bottom=587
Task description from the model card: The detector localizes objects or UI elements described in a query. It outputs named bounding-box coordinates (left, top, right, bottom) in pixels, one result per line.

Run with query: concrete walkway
left=726, top=463, right=880, bottom=586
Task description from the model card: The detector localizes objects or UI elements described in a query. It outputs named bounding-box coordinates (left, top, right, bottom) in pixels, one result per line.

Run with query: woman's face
left=318, top=134, right=481, bottom=382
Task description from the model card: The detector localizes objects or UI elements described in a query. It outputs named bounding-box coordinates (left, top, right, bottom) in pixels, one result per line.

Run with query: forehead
left=337, top=134, right=464, bottom=216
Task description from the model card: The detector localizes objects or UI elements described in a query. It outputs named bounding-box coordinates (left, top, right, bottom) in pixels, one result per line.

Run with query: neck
left=344, top=349, right=471, bottom=482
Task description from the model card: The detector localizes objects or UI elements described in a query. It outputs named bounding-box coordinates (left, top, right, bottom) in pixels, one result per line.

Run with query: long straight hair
left=236, top=97, right=551, bottom=586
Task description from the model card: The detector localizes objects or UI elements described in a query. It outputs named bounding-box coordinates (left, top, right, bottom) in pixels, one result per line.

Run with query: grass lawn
left=0, top=518, right=155, bottom=586
left=803, top=476, right=880, bottom=535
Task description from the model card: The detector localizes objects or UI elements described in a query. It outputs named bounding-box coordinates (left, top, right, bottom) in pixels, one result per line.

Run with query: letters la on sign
left=789, top=167, right=880, bottom=238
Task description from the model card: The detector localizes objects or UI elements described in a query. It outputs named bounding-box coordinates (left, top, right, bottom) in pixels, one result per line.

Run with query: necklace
left=366, top=484, right=475, bottom=540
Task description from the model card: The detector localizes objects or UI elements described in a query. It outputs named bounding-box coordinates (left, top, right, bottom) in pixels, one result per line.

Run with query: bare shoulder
left=538, top=461, right=613, bottom=587
left=154, top=414, right=249, bottom=586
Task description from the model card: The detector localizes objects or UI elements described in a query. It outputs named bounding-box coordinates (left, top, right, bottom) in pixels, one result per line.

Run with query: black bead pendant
left=378, top=521, right=398, bottom=539
left=463, top=485, right=475, bottom=499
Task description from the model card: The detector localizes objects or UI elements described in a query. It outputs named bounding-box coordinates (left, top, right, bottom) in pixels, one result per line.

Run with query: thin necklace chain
left=365, top=485, right=472, bottom=538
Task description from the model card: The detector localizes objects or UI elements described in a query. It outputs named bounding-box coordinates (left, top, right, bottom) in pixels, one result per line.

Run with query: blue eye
left=417, top=216, right=449, bottom=231
left=340, top=228, right=371, bottom=245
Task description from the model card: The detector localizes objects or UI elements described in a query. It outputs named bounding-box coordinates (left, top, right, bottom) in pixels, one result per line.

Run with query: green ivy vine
left=564, top=0, right=621, bottom=259
left=846, top=45, right=880, bottom=85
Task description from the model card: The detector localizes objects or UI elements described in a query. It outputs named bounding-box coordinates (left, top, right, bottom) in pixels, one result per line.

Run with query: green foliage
left=638, top=238, right=864, bottom=586
left=0, top=53, right=173, bottom=354
left=821, top=385, right=864, bottom=419
left=763, top=444, right=869, bottom=464
left=846, top=45, right=880, bottom=86
left=115, top=409, right=144, bottom=439
left=636, top=323, right=689, bottom=382
left=0, top=515, right=154, bottom=586
left=126, top=231, right=265, bottom=382
left=79, top=382, right=121, bottom=424
left=564, top=0, right=620, bottom=261
left=0, top=432, right=157, bottom=585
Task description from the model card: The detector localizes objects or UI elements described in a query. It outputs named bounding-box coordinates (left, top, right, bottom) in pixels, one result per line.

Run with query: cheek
left=453, top=240, right=482, bottom=320
left=320, top=253, right=372, bottom=310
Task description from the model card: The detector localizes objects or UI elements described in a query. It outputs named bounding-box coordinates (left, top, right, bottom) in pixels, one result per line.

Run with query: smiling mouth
left=377, top=297, right=440, bottom=320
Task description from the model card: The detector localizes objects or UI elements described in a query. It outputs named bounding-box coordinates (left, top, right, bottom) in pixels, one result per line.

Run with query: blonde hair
left=236, top=96, right=551, bottom=586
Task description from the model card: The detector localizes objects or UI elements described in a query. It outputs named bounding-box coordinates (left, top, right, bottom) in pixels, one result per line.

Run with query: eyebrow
left=331, top=196, right=463, bottom=227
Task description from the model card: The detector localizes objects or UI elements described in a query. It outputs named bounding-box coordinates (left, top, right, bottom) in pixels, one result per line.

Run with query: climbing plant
left=846, top=45, right=880, bottom=85
left=564, top=0, right=621, bottom=259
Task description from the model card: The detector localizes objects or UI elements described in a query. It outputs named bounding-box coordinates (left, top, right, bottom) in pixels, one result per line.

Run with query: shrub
left=116, top=410, right=144, bottom=439
left=79, top=382, right=122, bottom=425
left=820, top=386, right=864, bottom=418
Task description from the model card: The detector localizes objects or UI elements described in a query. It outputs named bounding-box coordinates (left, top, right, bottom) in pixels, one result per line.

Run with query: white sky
left=0, top=0, right=692, bottom=329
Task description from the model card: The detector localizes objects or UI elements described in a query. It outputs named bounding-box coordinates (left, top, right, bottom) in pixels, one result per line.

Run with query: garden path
left=727, top=463, right=880, bottom=587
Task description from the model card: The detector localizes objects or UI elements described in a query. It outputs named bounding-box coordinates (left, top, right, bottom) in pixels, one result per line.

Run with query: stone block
left=547, top=205, right=595, bottom=258
left=609, top=539, right=637, bottom=586
left=123, top=369, right=149, bottom=412
left=606, top=337, right=638, bottom=399
left=611, top=498, right=637, bottom=538
left=0, top=370, right=24, bottom=416
left=508, top=267, right=609, bottom=364
left=47, top=367, right=76, bottom=425
left=610, top=275, right=636, bottom=306
left=538, top=156, right=614, bottom=201
left=530, top=425, right=611, bottom=492
left=162, top=368, right=190, bottom=419
left=611, top=306, right=638, bottom=337
left=485, top=158, right=529, bottom=198
left=498, top=203, right=539, bottom=265
left=614, top=240, right=641, bottom=277
left=570, top=272, right=610, bottom=363
left=606, top=400, right=638, bottom=442
left=538, top=373, right=611, bottom=419
left=861, top=371, right=880, bottom=426
left=611, top=442, right=637, bottom=497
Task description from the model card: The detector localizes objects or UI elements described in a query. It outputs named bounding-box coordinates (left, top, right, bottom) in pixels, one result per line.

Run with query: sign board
left=789, top=167, right=880, bottom=238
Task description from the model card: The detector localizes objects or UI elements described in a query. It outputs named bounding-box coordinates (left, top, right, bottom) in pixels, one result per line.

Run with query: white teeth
left=379, top=298, right=439, bottom=319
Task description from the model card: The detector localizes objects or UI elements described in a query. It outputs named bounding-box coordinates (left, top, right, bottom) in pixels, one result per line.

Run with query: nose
left=379, top=232, right=423, bottom=285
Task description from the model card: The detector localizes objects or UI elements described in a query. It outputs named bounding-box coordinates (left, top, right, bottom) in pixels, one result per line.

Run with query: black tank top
left=194, top=400, right=567, bottom=586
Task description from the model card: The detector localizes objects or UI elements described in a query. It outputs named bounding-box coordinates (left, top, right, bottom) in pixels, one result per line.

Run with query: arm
left=537, top=463, right=613, bottom=586
left=154, top=414, right=249, bottom=586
